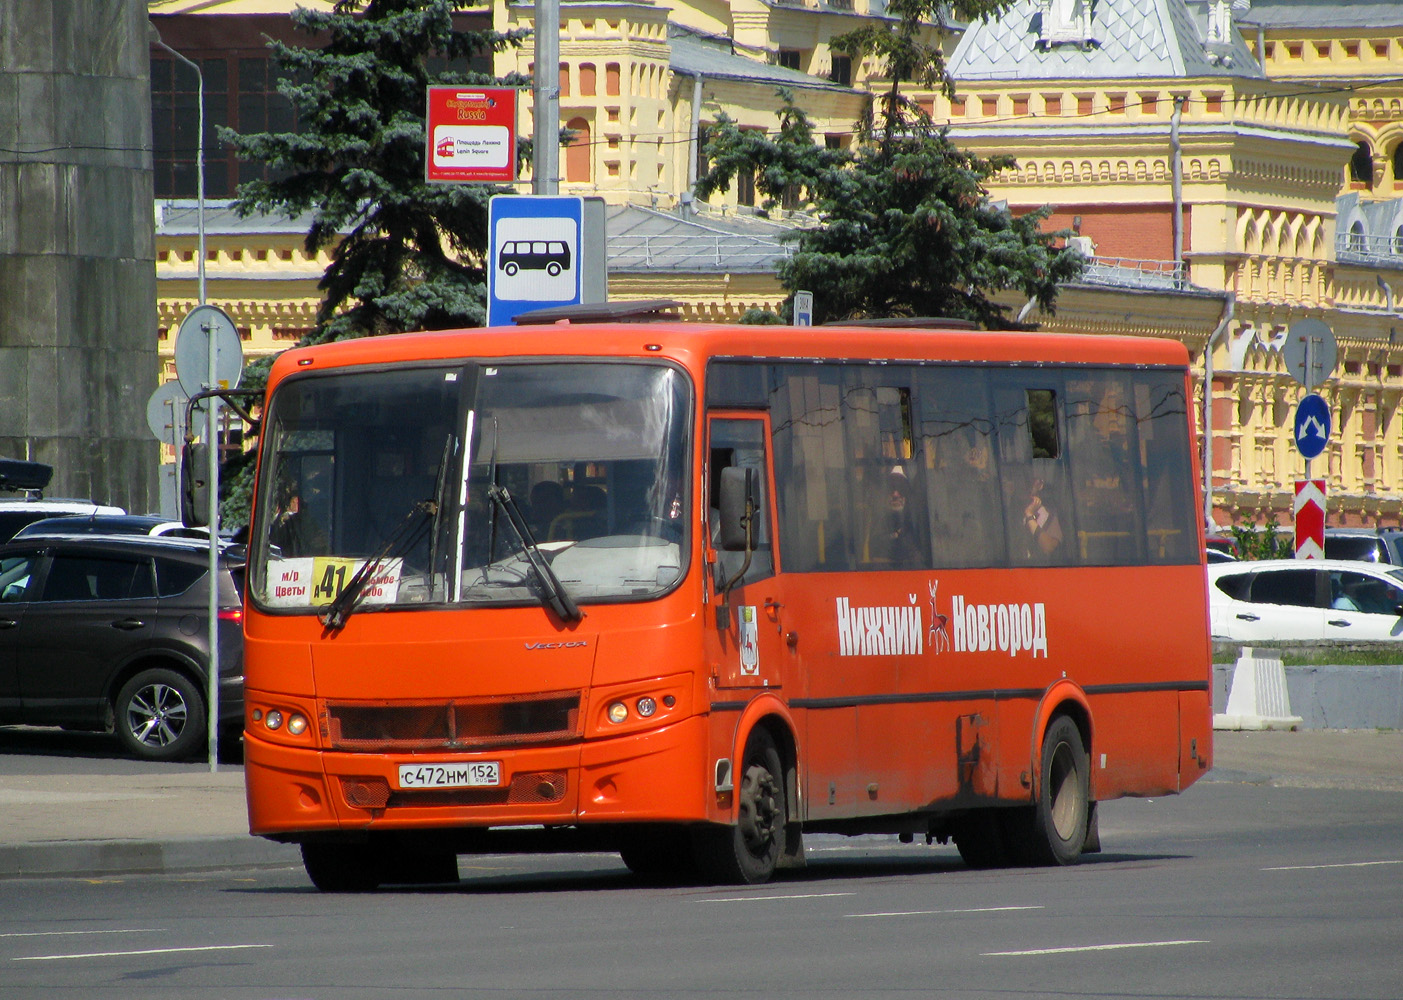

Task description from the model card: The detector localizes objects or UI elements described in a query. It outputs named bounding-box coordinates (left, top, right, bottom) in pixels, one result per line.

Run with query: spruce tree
left=224, top=0, right=527, bottom=344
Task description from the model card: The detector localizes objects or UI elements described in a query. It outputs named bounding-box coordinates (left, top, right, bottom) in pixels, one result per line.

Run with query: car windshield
left=249, top=361, right=690, bottom=615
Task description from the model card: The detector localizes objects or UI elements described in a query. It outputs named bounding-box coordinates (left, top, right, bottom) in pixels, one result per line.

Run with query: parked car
left=1205, top=547, right=1238, bottom=564
left=0, top=534, right=244, bottom=760
left=0, top=500, right=126, bottom=544
left=13, top=513, right=208, bottom=541
left=1322, top=527, right=1403, bottom=565
left=1209, top=558, right=1403, bottom=642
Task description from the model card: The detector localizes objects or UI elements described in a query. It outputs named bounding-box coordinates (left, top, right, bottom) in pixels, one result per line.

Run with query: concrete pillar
left=0, top=0, right=157, bottom=511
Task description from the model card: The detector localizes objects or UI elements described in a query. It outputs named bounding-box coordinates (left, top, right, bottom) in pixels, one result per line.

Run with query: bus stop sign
left=488, top=196, right=585, bottom=326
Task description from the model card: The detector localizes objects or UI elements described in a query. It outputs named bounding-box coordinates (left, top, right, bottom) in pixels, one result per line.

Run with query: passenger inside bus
left=528, top=480, right=565, bottom=539
left=867, top=465, right=925, bottom=568
left=1021, top=475, right=1064, bottom=562
left=269, top=469, right=329, bottom=558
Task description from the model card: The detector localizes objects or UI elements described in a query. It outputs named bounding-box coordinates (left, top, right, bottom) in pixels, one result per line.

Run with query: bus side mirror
left=717, top=466, right=754, bottom=552
left=181, top=442, right=210, bottom=527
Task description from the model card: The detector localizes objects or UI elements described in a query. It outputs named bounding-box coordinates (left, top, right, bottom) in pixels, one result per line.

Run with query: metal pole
left=532, top=0, right=560, bottom=195
left=152, top=24, right=217, bottom=770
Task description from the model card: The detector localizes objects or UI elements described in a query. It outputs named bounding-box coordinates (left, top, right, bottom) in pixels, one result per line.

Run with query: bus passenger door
left=706, top=415, right=787, bottom=691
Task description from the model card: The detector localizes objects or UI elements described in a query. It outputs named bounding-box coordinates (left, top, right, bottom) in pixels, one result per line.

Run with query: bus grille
left=324, top=693, right=581, bottom=752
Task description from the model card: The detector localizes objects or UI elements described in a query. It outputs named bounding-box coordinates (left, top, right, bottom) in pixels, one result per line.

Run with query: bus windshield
left=251, top=361, right=691, bottom=615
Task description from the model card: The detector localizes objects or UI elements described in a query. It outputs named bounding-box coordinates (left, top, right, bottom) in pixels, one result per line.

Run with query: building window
left=605, top=63, right=620, bottom=96
left=1393, top=144, right=1403, bottom=186
left=778, top=49, right=801, bottom=71
left=558, top=63, right=570, bottom=97
left=696, top=123, right=711, bottom=187
left=1043, top=93, right=1062, bottom=115
left=579, top=63, right=596, bottom=96
left=830, top=55, right=852, bottom=86
left=1351, top=141, right=1374, bottom=186
left=565, top=117, right=591, bottom=183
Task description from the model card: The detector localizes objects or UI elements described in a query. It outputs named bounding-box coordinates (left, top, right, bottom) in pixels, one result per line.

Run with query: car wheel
left=114, top=668, right=206, bottom=762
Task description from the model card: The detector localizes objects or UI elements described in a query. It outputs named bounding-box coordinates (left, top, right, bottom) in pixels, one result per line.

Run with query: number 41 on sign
left=1294, top=479, right=1326, bottom=560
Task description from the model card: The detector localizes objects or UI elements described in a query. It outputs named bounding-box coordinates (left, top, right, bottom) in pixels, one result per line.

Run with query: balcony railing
left=1336, top=232, right=1403, bottom=268
left=609, top=233, right=795, bottom=271
left=1079, top=256, right=1187, bottom=290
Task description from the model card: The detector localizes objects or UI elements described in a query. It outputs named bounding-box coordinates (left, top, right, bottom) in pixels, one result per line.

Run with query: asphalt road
left=1, top=776, right=1400, bottom=1000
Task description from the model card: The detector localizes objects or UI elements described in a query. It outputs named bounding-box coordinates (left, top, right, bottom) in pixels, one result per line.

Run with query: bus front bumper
left=244, top=713, right=713, bottom=840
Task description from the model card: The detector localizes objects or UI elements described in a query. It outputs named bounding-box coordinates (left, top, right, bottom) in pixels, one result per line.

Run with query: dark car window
left=1331, top=570, right=1403, bottom=615
left=1249, top=569, right=1320, bottom=608
left=40, top=553, right=155, bottom=602
left=1323, top=536, right=1384, bottom=562
left=1214, top=572, right=1253, bottom=601
left=154, top=557, right=207, bottom=597
left=0, top=553, right=38, bottom=602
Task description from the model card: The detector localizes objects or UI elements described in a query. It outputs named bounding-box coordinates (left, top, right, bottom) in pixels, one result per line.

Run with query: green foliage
left=1228, top=521, right=1295, bottom=561
left=695, top=0, right=1081, bottom=327
left=696, top=96, right=1084, bottom=327
left=738, top=307, right=785, bottom=325
left=222, top=0, right=528, bottom=342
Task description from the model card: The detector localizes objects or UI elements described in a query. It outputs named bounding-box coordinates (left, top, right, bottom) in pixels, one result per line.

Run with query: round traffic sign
left=1294, top=393, right=1331, bottom=460
left=145, top=380, right=189, bottom=447
left=174, top=304, right=244, bottom=398
left=1281, top=318, right=1337, bottom=390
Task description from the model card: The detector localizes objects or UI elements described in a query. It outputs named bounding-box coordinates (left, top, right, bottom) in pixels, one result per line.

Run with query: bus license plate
left=397, top=761, right=501, bottom=790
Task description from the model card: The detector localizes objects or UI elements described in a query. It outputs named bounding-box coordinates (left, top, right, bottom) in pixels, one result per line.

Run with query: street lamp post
left=149, top=23, right=220, bottom=772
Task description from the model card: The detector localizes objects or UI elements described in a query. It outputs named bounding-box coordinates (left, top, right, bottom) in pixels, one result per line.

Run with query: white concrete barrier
left=1214, top=647, right=1303, bottom=731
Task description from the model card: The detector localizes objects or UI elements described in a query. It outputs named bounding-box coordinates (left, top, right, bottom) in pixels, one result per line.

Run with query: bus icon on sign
left=435, top=136, right=455, bottom=158
left=499, top=240, right=572, bottom=277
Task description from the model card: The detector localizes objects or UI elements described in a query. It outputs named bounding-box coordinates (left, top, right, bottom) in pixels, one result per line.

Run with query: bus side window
left=708, top=418, right=773, bottom=586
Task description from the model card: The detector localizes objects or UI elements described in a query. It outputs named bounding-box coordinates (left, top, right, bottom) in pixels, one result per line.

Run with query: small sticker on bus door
left=739, top=605, right=759, bottom=675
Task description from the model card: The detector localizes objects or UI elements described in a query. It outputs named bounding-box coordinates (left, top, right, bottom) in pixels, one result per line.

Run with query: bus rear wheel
left=1011, top=715, right=1090, bottom=866
left=693, top=728, right=785, bottom=884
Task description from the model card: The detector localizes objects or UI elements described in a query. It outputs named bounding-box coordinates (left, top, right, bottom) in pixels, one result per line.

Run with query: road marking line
left=14, top=944, right=272, bottom=962
left=984, top=940, right=1208, bottom=957
left=700, top=892, right=856, bottom=903
left=1262, top=860, right=1403, bottom=871
left=0, top=929, right=162, bottom=939
left=849, top=905, right=1044, bottom=918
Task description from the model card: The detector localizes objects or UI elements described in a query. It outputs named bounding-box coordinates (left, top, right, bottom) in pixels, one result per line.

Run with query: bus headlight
left=636, top=697, right=657, bottom=718
left=286, top=714, right=309, bottom=736
left=607, top=701, right=629, bottom=724
left=264, top=709, right=284, bottom=731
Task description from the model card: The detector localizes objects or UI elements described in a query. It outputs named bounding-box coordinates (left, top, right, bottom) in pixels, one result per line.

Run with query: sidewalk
left=0, top=730, right=1399, bottom=879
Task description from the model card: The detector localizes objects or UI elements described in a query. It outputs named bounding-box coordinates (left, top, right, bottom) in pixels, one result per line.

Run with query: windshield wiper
left=320, top=499, right=437, bottom=632
left=487, top=482, right=583, bottom=623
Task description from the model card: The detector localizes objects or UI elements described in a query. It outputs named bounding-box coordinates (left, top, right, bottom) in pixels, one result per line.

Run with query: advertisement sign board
left=426, top=86, right=518, bottom=184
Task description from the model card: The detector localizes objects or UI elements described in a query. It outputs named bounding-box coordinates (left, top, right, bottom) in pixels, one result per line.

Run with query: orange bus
left=237, top=320, right=1212, bottom=890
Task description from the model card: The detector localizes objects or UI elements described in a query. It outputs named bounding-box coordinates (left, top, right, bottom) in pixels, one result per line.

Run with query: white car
left=1209, top=558, right=1403, bottom=641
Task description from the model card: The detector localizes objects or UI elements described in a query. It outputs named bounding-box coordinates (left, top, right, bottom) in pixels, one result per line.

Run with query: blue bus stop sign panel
left=1294, top=393, right=1331, bottom=460
left=488, top=195, right=583, bottom=326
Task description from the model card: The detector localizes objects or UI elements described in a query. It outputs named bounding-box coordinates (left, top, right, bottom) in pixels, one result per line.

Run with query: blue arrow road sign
left=487, top=195, right=583, bottom=326
left=1294, top=393, right=1331, bottom=460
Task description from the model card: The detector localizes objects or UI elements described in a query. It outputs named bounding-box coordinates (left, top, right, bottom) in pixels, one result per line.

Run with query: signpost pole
left=206, top=321, right=220, bottom=772
left=533, top=0, right=560, bottom=195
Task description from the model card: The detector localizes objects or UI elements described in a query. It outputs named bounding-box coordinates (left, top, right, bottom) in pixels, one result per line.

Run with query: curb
left=0, top=836, right=300, bottom=880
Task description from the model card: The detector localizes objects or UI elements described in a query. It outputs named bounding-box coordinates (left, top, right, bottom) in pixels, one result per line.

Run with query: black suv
left=0, top=534, right=244, bottom=761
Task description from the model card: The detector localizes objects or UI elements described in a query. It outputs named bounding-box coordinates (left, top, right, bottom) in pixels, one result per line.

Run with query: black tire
left=504, top=261, right=518, bottom=276
left=114, top=668, right=206, bottom=762
left=618, top=825, right=693, bottom=880
left=1024, top=715, right=1090, bottom=866
left=953, top=809, right=1013, bottom=869
left=547, top=261, right=562, bottom=276
left=301, top=841, right=386, bottom=892
left=692, top=727, right=786, bottom=885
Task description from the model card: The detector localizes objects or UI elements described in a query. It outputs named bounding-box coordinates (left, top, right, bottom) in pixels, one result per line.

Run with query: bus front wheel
left=693, top=728, right=786, bottom=884
left=301, top=841, right=385, bottom=892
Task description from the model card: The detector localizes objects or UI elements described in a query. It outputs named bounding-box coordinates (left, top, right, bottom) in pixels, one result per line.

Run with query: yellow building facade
left=148, top=0, right=1403, bottom=529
